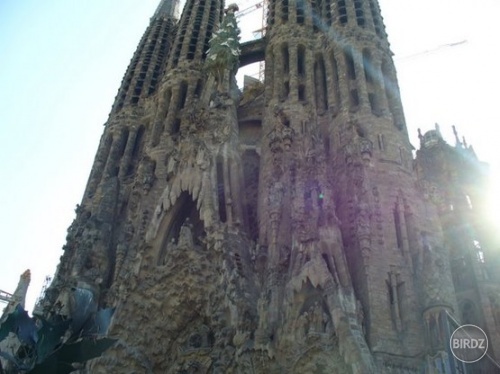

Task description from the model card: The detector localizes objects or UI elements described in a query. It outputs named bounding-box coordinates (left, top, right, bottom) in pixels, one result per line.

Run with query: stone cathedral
left=40, top=0, right=500, bottom=372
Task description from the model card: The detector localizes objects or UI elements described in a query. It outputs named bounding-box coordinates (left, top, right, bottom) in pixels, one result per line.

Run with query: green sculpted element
left=205, top=4, right=241, bottom=91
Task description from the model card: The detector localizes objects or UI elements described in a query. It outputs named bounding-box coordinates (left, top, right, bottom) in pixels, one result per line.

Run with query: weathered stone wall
left=39, top=0, right=500, bottom=372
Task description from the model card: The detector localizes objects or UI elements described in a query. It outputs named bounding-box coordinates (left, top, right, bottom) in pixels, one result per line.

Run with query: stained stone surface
left=38, top=0, right=500, bottom=373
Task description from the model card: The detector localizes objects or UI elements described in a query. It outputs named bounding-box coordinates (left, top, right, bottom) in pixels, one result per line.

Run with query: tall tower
left=37, top=0, right=499, bottom=372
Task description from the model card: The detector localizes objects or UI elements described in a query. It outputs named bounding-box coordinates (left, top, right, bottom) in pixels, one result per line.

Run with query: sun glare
left=487, top=168, right=500, bottom=232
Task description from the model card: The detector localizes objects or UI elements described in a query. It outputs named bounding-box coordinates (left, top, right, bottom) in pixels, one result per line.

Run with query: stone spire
left=153, top=0, right=180, bottom=20
left=12, top=270, right=31, bottom=309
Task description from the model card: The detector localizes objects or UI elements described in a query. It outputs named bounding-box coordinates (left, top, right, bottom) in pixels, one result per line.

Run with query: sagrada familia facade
left=35, top=0, right=500, bottom=372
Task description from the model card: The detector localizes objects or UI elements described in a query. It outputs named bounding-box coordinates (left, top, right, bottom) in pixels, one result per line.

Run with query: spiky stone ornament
left=205, top=4, right=240, bottom=91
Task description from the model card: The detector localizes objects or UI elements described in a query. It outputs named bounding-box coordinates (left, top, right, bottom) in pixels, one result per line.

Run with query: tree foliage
left=0, top=304, right=115, bottom=373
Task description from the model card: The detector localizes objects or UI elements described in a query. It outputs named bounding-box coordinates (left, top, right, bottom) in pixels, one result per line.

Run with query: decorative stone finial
left=225, top=3, right=239, bottom=14
left=452, top=125, right=461, bottom=146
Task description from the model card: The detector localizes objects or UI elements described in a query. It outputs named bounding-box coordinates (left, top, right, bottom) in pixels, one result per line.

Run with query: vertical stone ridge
left=111, top=2, right=178, bottom=113
left=153, top=0, right=181, bottom=19
left=35, top=1, right=500, bottom=373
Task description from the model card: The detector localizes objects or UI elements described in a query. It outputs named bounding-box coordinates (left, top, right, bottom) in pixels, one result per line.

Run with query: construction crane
left=0, top=289, right=14, bottom=304
left=397, top=40, right=467, bottom=61
left=236, top=1, right=263, bottom=19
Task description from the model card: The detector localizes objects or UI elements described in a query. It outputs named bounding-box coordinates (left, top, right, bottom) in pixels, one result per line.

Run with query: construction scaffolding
left=235, top=0, right=267, bottom=82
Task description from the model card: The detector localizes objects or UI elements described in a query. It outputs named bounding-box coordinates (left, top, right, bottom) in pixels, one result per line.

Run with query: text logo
left=450, top=324, right=488, bottom=363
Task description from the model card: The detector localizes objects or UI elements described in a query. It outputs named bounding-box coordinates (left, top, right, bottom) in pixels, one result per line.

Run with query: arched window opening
left=324, top=0, right=332, bottom=25
left=157, top=192, right=205, bottom=265
left=369, top=0, right=383, bottom=37
left=337, top=0, right=347, bottom=25
left=312, top=0, right=321, bottom=31
left=202, top=0, right=218, bottom=57
left=268, top=0, right=276, bottom=25
left=171, top=0, right=194, bottom=67
left=187, top=0, right=206, bottom=60
left=282, top=0, right=289, bottom=21
left=354, top=0, right=364, bottom=27
left=296, top=0, right=305, bottom=24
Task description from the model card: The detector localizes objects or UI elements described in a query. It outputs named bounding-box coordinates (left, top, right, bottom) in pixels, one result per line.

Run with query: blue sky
left=1, top=0, right=499, bottom=311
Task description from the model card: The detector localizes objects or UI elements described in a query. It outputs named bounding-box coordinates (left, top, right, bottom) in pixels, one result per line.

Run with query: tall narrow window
left=330, top=52, right=341, bottom=112
left=369, top=0, right=383, bottom=37
left=354, top=0, right=365, bottom=27
left=242, top=150, right=260, bottom=241
left=283, top=81, right=290, bottom=99
left=314, top=55, right=328, bottom=111
left=394, top=205, right=403, bottom=252
left=298, top=84, right=306, bottom=101
left=152, top=90, right=171, bottom=145
left=113, top=128, right=130, bottom=177
left=216, top=156, right=227, bottom=223
left=187, top=0, right=206, bottom=60
left=362, top=49, right=373, bottom=84
left=282, top=0, right=289, bottom=21
left=269, top=0, right=276, bottom=25
left=387, top=268, right=404, bottom=332
left=171, top=0, right=194, bottom=67
left=194, top=80, right=203, bottom=98
left=337, top=0, right=347, bottom=24
left=325, top=0, right=332, bottom=25
left=297, top=45, right=306, bottom=77
left=203, top=0, right=218, bottom=56
left=283, top=44, right=290, bottom=75
left=127, top=126, right=145, bottom=176
left=382, top=60, right=401, bottom=129
left=296, top=0, right=305, bottom=24
left=178, top=81, right=188, bottom=109
left=345, top=48, right=356, bottom=80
